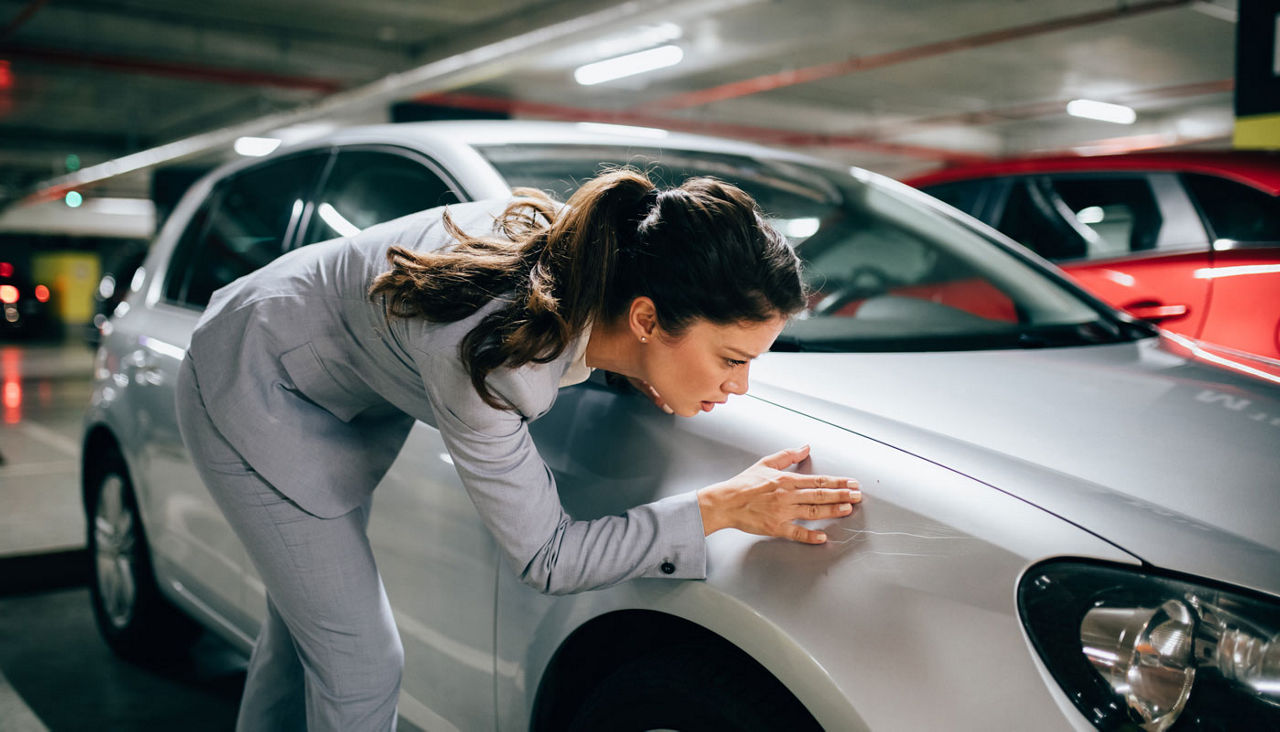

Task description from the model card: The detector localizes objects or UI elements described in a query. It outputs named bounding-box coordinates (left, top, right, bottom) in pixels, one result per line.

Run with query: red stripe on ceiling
left=0, top=43, right=343, bottom=93
left=639, top=0, right=1197, bottom=112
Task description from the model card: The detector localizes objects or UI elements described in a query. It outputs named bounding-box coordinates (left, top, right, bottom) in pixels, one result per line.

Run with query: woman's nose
left=724, top=369, right=749, bottom=396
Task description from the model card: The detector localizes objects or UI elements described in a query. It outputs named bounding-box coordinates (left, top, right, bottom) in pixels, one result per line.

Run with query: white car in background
left=84, top=121, right=1280, bottom=731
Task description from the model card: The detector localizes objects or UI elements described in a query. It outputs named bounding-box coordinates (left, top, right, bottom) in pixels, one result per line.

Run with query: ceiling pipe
left=0, top=0, right=49, bottom=46
left=22, top=0, right=683, bottom=205
left=0, top=44, right=344, bottom=93
left=640, top=0, right=1197, bottom=112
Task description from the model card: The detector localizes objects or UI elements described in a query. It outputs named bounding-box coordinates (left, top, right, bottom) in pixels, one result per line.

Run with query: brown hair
left=369, top=168, right=804, bottom=409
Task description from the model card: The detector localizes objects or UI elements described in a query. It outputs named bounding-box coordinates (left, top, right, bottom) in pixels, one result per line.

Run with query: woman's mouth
left=700, top=400, right=724, bottom=412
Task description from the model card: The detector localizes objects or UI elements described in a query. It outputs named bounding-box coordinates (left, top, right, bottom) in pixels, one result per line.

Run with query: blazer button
left=660, top=561, right=676, bottom=575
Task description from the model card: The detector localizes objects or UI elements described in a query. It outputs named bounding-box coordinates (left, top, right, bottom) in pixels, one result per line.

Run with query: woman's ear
left=627, top=296, right=658, bottom=341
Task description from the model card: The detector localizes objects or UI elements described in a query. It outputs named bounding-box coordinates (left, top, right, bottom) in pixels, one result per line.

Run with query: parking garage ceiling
left=0, top=0, right=1239, bottom=210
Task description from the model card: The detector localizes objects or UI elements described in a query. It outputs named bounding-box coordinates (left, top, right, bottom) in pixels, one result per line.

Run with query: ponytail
left=369, top=169, right=657, bottom=410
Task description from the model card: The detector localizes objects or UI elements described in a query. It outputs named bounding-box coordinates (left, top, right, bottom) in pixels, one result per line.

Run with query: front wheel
left=87, top=451, right=198, bottom=664
left=567, top=643, right=822, bottom=732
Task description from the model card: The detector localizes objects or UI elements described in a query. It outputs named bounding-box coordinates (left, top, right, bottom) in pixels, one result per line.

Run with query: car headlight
left=1018, top=560, right=1279, bottom=731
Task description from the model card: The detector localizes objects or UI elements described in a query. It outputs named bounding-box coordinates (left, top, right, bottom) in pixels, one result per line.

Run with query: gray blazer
left=187, top=198, right=706, bottom=594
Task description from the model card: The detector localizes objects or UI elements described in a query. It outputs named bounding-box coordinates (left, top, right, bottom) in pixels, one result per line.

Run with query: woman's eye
left=726, top=358, right=747, bottom=367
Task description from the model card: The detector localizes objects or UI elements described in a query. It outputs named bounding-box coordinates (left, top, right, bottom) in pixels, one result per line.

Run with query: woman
left=175, top=169, right=861, bottom=731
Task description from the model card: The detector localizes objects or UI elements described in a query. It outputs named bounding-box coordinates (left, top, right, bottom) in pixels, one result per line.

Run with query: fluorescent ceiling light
left=234, top=136, right=283, bottom=157
left=1067, top=99, right=1136, bottom=125
left=575, top=122, right=669, bottom=138
left=318, top=203, right=361, bottom=237
left=575, top=45, right=684, bottom=85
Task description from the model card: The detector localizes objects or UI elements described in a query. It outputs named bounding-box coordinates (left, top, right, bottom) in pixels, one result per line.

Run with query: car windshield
left=477, top=143, right=1147, bottom=352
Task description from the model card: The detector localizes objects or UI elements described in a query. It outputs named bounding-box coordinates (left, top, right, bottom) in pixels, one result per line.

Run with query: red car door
left=1182, top=173, right=1280, bottom=362
left=994, top=174, right=1213, bottom=341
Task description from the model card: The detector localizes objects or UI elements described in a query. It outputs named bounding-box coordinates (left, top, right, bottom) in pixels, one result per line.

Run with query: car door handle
left=1124, top=300, right=1188, bottom=323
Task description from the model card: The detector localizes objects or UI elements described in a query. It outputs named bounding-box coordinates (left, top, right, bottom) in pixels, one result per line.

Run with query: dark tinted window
left=920, top=180, right=990, bottom=216
left=171, top=153, right=327, bottom=307
left=997, top=178, right=1087, bottom=261
left=301, top=150, right=459, bottom=246
left=996, top=176, right=1161, bottom=262
left=1050, top=176, right=1162, bottom=258
left=164, top=194, right=215, bottom=302
left=1183, top=173, right=1280, bottom=242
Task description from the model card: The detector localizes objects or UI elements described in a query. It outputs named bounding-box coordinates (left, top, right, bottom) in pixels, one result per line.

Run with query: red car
left=904, top=151, right=1280, bottom=363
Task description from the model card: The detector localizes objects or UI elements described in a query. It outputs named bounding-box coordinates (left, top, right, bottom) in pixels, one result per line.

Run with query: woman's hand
left=697, top=445, right=861, bottom=544
left=625, top=376, right=674, bottom=414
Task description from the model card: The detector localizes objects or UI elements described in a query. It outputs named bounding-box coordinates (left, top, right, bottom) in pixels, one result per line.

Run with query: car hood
left=750, top=335, right=1280, bottom=596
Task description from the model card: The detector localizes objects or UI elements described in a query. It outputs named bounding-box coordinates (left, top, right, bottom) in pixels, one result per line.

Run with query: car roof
left=901, top=150, right=1280, bottom=195
left=317, top=120, right=826, bottom=166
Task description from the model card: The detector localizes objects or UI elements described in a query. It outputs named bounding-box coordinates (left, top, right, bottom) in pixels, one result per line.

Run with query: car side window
left=996, top=177, right=1088, bottom=261
left=1048, top=176, right=1162, bottom=259
left=996, top=176, right=1162, bottom=262
left=920, top=180, right=991, bottom=217
left=168, top=153, right=328, bottom=308
left=1183, top=173, right=1280, bottom=243
left=300, top=149, right=460, bottom=246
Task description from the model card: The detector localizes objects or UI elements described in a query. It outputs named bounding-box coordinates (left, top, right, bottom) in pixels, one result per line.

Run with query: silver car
left=83, top=121, right=1280, bottom=731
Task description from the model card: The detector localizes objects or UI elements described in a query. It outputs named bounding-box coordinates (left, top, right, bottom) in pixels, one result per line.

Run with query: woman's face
left=640, top=315, right=789, bottom=417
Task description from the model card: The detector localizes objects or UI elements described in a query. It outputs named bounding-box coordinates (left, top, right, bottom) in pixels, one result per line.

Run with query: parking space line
left=0, top=666, right=49, bottom=732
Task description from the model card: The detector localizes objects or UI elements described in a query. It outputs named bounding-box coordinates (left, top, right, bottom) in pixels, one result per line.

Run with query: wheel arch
left=529, top=607, right=850, bottom=732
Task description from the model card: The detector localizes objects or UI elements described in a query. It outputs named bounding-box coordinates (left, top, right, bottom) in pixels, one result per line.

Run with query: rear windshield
left=477, top=143, right=1143, bottom=352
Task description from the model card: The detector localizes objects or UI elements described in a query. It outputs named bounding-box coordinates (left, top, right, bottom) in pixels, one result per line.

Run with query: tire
left=86, top=450, right=199, bottom=664
left=567, top=642, right=822, bottom=732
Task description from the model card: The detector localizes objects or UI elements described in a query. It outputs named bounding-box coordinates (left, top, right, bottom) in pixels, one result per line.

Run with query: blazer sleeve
left=415, top=348, right=707, bottom=595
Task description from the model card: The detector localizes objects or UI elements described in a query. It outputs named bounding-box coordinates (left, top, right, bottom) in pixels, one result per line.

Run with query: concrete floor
left=0, top=339, right=246, bottom=731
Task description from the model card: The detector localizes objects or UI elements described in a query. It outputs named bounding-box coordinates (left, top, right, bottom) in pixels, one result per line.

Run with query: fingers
left=758, top=444, right=810, bottom=470
left=786, top=523, right=828, bottom=544
left=794, top=502, right=856, bottom=520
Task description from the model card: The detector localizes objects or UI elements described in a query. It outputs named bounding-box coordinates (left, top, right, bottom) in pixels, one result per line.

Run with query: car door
left=991, top=173, right=1213, bottom=339
left=139, top=151, right=329, bottom=631
left=1181, top=173, right=1280, bottom=361
left=278, top=145, right=497, bottom=729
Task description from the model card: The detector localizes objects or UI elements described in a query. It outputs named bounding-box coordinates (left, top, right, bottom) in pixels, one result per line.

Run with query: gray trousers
left=176, top=355, right=403, bottom=731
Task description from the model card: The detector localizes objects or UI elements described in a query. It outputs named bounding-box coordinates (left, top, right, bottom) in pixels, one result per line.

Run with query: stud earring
left=640, top=336, right=648, bottom=343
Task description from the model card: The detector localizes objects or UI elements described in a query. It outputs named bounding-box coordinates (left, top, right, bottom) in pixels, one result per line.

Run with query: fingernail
left=840, top=503, right=852, bottom=513
left=662, top=404, right=674, bottom=414
left=815, top=532, right=827, bottom=542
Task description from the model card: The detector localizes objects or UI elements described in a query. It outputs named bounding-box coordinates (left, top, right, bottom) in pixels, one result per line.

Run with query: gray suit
left=175, top=198, right=706, bottom=731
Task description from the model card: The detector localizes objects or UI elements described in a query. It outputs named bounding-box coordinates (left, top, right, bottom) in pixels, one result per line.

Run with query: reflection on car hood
left=751, top=336, right=1280, bottom=596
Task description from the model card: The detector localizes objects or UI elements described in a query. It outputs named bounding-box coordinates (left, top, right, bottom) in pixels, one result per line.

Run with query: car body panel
left=906, top=151, right=1280, bottom=196
left=1199, top=245, right=1280, bottom=360
left=1061, top=250, right=1212, bottom=337
left=745, top=338, right=1280, bottom=596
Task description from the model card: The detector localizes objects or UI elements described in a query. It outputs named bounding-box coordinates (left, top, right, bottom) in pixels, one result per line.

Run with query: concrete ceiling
left=0, top=0, right=1240, bottom=213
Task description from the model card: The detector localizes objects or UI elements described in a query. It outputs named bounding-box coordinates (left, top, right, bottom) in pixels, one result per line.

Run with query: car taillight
left=34, top=285, right=49, bottom=302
